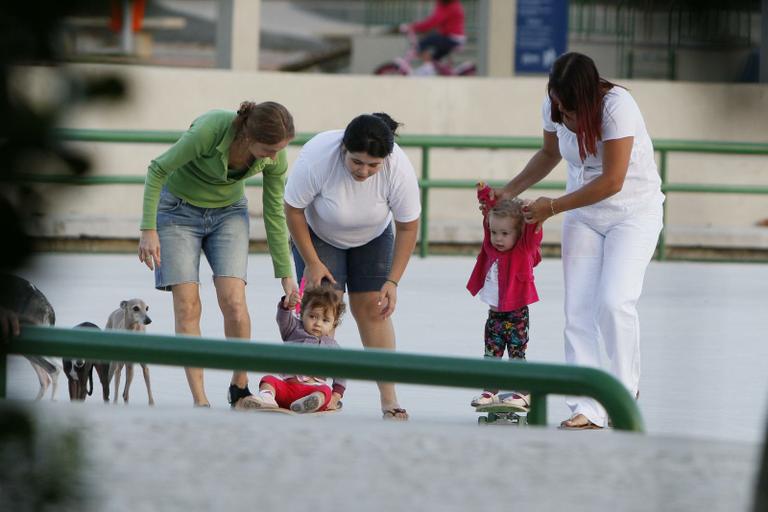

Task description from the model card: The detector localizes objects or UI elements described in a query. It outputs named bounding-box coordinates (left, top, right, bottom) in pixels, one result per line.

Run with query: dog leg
left=112, top=363, right=123, bottom=405
left=95, top=363, right=111, bottom=402
left=141, top=364, right=155, bottom=406
left=123, top=363, right=134, bottom=404
left=48, top=362, right=60, bottom=401
left=28, top=360, right=50, bottom=401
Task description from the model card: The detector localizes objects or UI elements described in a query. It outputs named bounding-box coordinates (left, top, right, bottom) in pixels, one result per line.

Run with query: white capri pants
left=561, top=206, right=662, bottom=427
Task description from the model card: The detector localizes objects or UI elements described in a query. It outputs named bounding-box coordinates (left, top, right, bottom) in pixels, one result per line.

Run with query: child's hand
left=477, top=181, right=497, bottom=216
left=284, top=289, right=301, bottom=309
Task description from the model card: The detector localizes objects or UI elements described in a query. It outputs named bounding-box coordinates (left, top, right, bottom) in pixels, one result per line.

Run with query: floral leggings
left=484, top=306, right=529, bottom=361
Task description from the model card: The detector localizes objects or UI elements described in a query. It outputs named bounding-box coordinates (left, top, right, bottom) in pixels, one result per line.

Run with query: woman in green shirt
left=138, top=101, right=296, bottom=408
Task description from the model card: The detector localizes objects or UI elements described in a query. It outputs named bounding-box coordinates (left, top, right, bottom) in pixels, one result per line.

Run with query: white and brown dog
left=0, top=274, right=61, bottom=400
left=103, top=299, right=155, bottom=405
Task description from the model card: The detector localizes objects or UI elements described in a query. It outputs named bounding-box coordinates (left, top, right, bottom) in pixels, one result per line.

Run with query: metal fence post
left=658, top=149, right=668, bottom=261
left=419, top=146, right=430, bottom=258
left=528, top=391, right=547, bottom=426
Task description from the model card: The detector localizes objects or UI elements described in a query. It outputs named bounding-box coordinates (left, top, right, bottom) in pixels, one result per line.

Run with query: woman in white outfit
left=494, top=52, right=664, bottom=429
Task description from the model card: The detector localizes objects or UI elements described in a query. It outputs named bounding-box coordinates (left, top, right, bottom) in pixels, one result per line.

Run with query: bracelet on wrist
left=385, top=278, right=398, bottom=287
left=550, top=198, right=557, bottom=216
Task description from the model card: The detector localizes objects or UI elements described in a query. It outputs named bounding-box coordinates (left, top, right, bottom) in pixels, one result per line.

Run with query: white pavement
left=4, top=253, right=768, bottom=511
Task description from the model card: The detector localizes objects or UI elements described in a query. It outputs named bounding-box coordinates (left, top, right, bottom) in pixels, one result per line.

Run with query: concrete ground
left=4, top=253, right=767, bottom=510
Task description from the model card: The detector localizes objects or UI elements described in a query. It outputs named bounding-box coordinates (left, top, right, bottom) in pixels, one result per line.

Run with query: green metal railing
left=19, top=129, right=768, bottom=260
left=1, top=325, right=644, bottom=431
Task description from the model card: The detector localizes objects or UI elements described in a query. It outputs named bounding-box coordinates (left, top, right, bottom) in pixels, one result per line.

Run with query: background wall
left=14, top=64, right=768, bottom=249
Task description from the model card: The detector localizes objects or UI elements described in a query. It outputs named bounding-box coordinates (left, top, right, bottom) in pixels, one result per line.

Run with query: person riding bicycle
left=400, top=0, right=466, bottom=76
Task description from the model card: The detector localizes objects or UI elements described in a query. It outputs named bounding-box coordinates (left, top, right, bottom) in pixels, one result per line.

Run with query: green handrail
left=33, top=129, right=768, bottom=261
left=2, top=325, right=644, bottom=432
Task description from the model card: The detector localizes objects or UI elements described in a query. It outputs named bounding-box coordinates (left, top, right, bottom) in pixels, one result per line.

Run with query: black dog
left=63, top=321, right=102, bottom=401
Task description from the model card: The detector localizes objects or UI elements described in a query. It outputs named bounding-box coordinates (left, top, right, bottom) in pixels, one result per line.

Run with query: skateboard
left=475, top=404, right=528, bottom=426
left=250, top=406, right=339, bottom=416
left=239, top=400, right=342, bottom=416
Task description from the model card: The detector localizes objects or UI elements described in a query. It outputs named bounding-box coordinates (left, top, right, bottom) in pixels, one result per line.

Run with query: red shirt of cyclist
left=411, top=0, right=465, bottom=38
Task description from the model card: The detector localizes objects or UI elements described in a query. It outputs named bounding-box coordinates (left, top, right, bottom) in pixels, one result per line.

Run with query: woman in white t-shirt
left=284, top=113, right=421, bottom=420
left=494, top=53, right=664, bottom=429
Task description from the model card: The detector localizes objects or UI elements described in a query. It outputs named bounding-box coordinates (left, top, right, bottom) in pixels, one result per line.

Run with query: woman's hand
left=0, top=306, right=20, bottom=342
left=281, top=277, right=299, bottom=308
left=480, top=187, right=516, bottom=214
left=377, top=280, right=398, bottom=319
left=523, top=196, right=557, bottom=232
left=138, top=230, right=161, bottom=270
left=303, top=261, right=336, bottom=289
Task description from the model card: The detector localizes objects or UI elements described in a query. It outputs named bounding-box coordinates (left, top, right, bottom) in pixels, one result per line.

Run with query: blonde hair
left=301, top=284, right=346, bottom=327
left=489, top=198, right=525, bottom=221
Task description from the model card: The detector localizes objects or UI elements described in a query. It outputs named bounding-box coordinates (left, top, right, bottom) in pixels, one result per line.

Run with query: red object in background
left=110, top=0, right=146, bottom=33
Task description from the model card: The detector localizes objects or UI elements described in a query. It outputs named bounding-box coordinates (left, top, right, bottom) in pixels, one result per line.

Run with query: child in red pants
left=237, top=285, right=346, bottom=413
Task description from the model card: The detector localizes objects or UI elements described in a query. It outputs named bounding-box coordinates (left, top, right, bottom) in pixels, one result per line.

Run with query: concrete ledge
left=13, top=403, right=760, bottom=512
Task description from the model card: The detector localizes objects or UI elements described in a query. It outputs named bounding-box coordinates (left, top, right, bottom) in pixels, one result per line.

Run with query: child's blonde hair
left=300, top=284, right=346, bottom=327
left=489, top=198, right=525, bottom=221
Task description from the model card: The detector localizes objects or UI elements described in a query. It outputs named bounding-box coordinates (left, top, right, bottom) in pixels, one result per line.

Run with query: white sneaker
left=290, top=391, right=326, bottom=413
left=500, top=391, right=531, bottom=409
left=471, top=391, right=500, bottom=407
left=413, top=62, right=436, bottom=76
left=236, top=392, right=278, bottom=410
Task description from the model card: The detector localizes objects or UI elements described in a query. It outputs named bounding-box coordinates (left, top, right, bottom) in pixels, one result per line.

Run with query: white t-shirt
left=542, top=87, right=664, bottom=218
left=478, top=260, right=499, bottom=308
left=284, top=130, right=421, bottom=249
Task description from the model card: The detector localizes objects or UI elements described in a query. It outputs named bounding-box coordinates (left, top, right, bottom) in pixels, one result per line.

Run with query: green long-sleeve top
left=140, top=110, right=292, bottom=278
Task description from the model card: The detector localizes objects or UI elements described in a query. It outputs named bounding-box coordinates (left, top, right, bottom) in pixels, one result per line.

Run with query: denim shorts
left=292, top=224, right=394, bottom=293
left=154, top=188, right=249, bottom=291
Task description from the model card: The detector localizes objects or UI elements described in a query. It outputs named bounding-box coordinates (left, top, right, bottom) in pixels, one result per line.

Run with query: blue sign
left=515, top=0, right=569, bottom=74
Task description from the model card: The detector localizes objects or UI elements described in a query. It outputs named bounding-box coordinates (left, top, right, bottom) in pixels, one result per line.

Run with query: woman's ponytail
left=233, top=101, right=294, bottom=144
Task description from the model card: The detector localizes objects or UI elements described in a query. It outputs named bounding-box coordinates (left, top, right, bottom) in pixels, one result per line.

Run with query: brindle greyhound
left=103, top=299, right=155, bottom=405
left=0, top=274, right=60, bottom=400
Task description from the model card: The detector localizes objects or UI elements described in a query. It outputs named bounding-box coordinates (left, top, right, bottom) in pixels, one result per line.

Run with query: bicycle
left=373, top=29, right=476, bottom=77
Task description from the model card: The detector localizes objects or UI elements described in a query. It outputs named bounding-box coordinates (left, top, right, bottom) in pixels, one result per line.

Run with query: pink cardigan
left=466, top=220, right=542, bottom=312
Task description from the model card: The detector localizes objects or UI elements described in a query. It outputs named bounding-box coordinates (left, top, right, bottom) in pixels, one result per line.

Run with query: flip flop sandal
left=559, top=414, right=603, bottom=430
left=382, top=408, right=409, bottom=421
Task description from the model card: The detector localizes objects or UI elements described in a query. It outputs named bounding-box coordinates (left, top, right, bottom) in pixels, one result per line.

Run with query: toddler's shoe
left=236, top=391, right=278, bottom=410
left=471, top=391, right=500, bottom=407
left=290, top=391, right=326, bottom=413
left=501, top=391, right=531, bottom=409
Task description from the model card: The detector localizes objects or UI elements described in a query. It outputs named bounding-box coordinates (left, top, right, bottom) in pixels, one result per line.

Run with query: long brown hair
left=233, top=101, right=294, bottom=144
left=547, top=52, right=618, bottom=161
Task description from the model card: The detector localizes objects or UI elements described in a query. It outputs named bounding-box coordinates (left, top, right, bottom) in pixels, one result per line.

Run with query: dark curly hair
left=301, top=284, right=346, bottom=327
